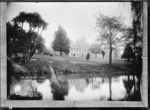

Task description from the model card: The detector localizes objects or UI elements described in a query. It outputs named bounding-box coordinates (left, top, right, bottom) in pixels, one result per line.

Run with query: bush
left=122, top=44, right=134, bottom=61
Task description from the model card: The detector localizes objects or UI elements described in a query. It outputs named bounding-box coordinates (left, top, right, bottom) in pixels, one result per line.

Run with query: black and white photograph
left=0, top=1, right=148, bottom=108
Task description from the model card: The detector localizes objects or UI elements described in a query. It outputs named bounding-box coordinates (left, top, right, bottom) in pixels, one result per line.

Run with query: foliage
left=101, top=50, right=105, bottom=58
left=7, top=22, right=25, bottom=57
left=130, top=2, right=143, bottom=61
left=36, top=40, right=46, bottom=54
left=52, top=26, right=70, bottom=55
left=131, top=2, right=143, bottom=23
left=123, top=27, right=142, bottom=52
left=7, top=58, right=29, bottom=93
left=86, top=53, right=90, bottom=61
left=7, top=12, right=48, bottom=63
left=51, top=80, right=69, bottom=100
left=75, top=37, right=90, bottom=48
left=13, top=12, right=47, bottom=32
left=95, top=13, right=125, bottom=64
left=23, top=60, right=52, bottom=78
left=121, top=44, right=134, bottom=61
left=89, top=43, right=102, bottom=58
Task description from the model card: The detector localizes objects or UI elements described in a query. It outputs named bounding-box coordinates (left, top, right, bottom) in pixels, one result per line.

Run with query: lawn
left=30, top=54, right=138, bottom=77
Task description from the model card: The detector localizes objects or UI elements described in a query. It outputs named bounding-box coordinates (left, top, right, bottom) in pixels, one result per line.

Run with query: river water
left=10, top=74, right=141, bottom=101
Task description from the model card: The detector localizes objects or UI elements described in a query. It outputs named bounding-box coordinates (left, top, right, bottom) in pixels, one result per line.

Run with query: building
left=69, top=43, right=121, bottom=59
left=69, top=44, right=89, bottom=58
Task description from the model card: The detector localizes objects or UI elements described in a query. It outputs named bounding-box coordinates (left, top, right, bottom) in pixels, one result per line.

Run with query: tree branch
left=112, top=43, right=125, bottom=50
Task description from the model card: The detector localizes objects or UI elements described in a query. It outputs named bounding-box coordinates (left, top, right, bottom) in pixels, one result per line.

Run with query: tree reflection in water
left=106, top=75, right=141, bottom=101
left=51, top=80, right=69, bottom=100
left=74, top=74, right=137, bottom=101
left=9, top=74, right=141, bottom=101
left=74, top=79, right=88, bottom=93
left=122, top=75, right=141, bottom=101
left=89, top=77, right=102, bottom=90
left=108, top=77, right=112, bottom=101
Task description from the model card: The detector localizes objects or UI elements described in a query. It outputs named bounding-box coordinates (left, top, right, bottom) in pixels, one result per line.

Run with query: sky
left=7, top=2, right=133, bottom=48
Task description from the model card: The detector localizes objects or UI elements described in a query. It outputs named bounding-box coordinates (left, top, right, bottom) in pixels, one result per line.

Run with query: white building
left=69, top=44, right=121, bottom=59
left=69, top=44, right=89, bottom=58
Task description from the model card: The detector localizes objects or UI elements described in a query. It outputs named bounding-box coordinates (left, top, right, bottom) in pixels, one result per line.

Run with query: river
left=9, top=74, right=141, bottom=101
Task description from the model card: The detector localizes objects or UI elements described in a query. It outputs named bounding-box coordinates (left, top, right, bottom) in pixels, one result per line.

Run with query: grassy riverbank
left=28, top=54, right=140, bottom=77
left=10, top=54, right=141, bottom=81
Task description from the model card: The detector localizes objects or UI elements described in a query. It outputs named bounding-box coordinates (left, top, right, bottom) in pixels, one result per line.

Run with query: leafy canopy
left=95, top=13, right=125, bottom=50
left=95, top=12, right=126, bottom=64
left=122, top=44, right=134, bottom=61
left=89, top=43, right=102, bottom=55
left=7, top=12, right=48, bottom=62
left=52, top=26, right=70, bottom=55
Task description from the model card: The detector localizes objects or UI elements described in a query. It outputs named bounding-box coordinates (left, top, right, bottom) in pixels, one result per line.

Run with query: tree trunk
left=109, top=49, right=112, bottom=65
left=109, top=77, right=112, bottom=101
left=22, top=48, right=35, bottom=63
left=109, top=34, right=112, bottom=65
left=133, top=31, right=136, bottom=64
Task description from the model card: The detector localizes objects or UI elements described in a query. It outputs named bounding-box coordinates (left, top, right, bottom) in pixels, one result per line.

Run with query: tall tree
left=95, top=13, right=125, bottom=65
left=7, top=12, right=48, bottom=63
left=52, top=26, right=70, bottom=55
left=131, top=2, right=143, bottom=62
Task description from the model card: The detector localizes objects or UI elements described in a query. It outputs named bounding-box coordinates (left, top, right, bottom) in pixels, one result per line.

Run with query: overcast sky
left=7, top=2, right=133, bottom=48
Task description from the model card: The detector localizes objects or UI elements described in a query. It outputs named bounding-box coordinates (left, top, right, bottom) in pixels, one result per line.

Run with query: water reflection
left=10, top=79, right=52, bottom=100
left=66, top=76, right=128, bottom=101
left=10, top=74, right=141, bottom=101
left=51, top=80, right=69, bottom=100
left=108, top=77, right=112, bottom=101
left=122, top=75, right=141, bottom=101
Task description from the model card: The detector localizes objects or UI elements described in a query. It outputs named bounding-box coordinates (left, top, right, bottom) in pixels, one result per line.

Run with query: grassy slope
left=30, top=54, right=136, bottom=77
